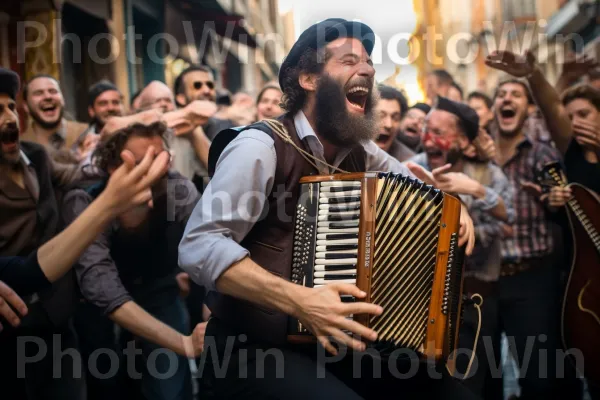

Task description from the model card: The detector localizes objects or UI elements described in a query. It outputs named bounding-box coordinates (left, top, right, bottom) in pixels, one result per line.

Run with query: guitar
left=540, top=163, right=600, bottom=385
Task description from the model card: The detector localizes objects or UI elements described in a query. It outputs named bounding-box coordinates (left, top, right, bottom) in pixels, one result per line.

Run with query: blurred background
left=1, top=0, right=598, bottom=120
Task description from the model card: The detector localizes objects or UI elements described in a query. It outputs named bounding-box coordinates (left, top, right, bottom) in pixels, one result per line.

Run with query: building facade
left=1, top=0, right=292, bottom=124
left=413, top=0, right=593, bottom=99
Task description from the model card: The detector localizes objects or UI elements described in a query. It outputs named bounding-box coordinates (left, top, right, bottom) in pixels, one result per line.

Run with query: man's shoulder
left=20, top=141, right=50, bottom=165
left=20, top=140, right=45, bottom=154
left=62, top=186, right=94, bottom=205
left=64, top=120, right=90, bottom=147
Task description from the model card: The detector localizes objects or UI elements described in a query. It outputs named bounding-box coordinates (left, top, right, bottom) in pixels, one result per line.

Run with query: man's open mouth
left=0, top=127, right=19, bottom=152
left=345, top=86, right=369, bottom=112
left=499, top=106, right=517, bottom=123
left=375, top=133, right=390, bottom=144
left=40, top=103, right=59, bottom=117
left=426, top=148, right=444, bottom=163
left=405, top=126, right=419, bottom=136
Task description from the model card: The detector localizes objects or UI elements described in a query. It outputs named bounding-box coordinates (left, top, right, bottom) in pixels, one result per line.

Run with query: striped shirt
left=500, top=137, right=561, bottom=263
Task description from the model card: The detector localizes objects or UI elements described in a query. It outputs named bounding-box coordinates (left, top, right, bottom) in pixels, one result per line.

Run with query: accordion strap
left=262, top=119, right=350, bottom=174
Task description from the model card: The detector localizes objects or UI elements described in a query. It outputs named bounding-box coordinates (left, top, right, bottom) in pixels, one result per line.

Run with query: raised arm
left=485, top=50, right=573, bottom=154
left=40, top=147, right=169, bottom=283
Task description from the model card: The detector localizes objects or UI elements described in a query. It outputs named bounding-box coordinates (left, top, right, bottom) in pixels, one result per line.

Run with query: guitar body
left=561, top=184, right=600, bottom=385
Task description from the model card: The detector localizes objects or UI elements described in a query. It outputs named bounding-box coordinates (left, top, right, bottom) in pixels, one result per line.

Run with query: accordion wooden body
left=288, top=172, right=466, bottom=365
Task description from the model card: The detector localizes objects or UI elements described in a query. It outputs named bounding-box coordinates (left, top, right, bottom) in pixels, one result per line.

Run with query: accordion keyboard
left=314, top=180, right=362, bottom=286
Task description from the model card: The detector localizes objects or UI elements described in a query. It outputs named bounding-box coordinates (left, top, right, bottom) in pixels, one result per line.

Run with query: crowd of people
left=1, top=16, right=600, bottom=400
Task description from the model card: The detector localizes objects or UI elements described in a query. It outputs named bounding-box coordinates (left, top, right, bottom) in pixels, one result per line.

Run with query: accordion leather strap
left=262, top=119, right=350, bottom=174
left=446, top=293, right=484, bottom=379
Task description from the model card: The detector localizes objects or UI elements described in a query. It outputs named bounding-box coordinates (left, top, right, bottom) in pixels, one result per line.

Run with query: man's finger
left=329, top=327, right=366, bottom=352
left=131, top=190, right=153, bottom=207
left=459, top=222, right=466, bottom=237
left=432, top=164, right=452, bottom=177
left=126, top=146, right=156, bottom=183
left=341, top=301, right=383, bottom=317
left=317, top=335, right=338, bottom=356
left=575, top=136, right=599, bottom=148
left=0, top=298, right=21, bottom=328
left=335, top=317, right=378, bottom=342
left=467, top=226, right=475, bottom=255
left=332, top=283, right=367, bottom=299
left=406, top=162, right=435, bottom=185
left=134, top=151, right=170, bottom=193
left=0, top=281, right=27, bottom=317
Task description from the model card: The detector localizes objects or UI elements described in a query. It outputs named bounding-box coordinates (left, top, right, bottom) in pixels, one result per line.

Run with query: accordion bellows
left=288, top=172, right=465, bottom=366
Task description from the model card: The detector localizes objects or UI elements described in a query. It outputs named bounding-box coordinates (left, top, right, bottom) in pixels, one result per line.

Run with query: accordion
left=288, top=172, right=466, bottom=365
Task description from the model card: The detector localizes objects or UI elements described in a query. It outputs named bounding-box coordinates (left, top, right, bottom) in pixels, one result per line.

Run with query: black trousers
left=0, top=320, right=86, bottom=400
left=198, top=317, right=479, bottom=400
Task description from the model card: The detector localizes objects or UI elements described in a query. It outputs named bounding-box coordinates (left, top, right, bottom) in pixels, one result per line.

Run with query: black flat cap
left=434, top=97, right=479, bottom=141
left=410, top=102, right=431, bottom=115
left=279, top=18, right=375, bottom=89
left=0, top=67, right=20, bottom=100
left=88, top=80, right=121, bottom=107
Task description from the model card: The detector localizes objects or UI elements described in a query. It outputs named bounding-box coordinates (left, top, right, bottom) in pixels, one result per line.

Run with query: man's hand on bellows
left=459, top=205, right=476, bottom=256
left=293, top=283, right=382, bottom=355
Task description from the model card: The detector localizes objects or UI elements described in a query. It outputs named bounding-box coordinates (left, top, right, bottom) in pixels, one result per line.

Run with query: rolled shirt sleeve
left=178, top=129, right=277, bottom=291
left=62, top=189, right=132, bottom=314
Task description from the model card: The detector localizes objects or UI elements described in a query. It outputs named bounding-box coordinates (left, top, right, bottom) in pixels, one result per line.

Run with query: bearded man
left=21, top=75, right=88, bottom=163
left=179, top=19, right=476, bottom=399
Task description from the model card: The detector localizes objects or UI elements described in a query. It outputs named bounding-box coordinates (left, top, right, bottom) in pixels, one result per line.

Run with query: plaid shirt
left=462, top=162, right=515, bottom=281
left=500, top=137, right=561, bottom=264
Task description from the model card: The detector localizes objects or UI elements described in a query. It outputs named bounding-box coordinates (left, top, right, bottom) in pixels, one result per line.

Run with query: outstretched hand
left=485, top=50, right=537, bottom=78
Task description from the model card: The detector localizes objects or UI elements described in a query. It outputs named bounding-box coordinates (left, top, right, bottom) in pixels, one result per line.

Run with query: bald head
left=138, top=81, right=176, bottom=113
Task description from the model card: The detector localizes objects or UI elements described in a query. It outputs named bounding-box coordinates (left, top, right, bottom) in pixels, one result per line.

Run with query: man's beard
left=446, top=146, right=464, bottom=165
left=0, top=125, right=21, bottom=165
left=29, top=107, right=63, bottom=130
left=188, top=93, right=216, bottom=104
left=495, top=112, right=528, bottom=138
left=396, top=130, right=421, bottom=151
left=314, top=75, right=377, bottom=148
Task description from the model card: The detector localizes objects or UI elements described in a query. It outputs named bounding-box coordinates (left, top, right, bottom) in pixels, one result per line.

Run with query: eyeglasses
left=193, top=81, right=215, bottom=90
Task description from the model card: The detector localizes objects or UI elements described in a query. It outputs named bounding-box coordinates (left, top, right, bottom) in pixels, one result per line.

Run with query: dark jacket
left=0, top=141, right=78, bottom=331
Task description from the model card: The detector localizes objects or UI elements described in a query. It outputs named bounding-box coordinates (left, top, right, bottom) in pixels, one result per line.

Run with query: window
left=503, top=0, right=537, bottom=22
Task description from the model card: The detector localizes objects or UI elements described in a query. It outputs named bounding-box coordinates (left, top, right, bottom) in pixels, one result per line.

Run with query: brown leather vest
left=207, top=114, right=366, bottom=344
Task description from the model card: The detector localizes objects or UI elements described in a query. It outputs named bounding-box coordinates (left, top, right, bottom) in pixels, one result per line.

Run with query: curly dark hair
left=280, top=47, right=331, bottom=115
left=92, top=121, right=170, bottom=173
